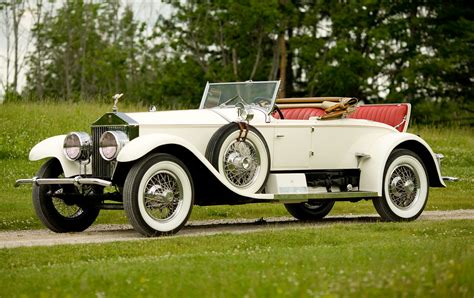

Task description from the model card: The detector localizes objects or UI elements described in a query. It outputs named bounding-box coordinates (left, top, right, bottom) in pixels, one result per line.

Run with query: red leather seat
left=273, top=108, right=325, bottom=120
left=348, top=104, right=410, bottom=132
left=274, top=103, right=411, bottom=132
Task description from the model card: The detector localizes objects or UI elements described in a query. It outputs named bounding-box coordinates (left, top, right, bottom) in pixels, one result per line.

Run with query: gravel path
left=1, top=210, right=473, bottom=249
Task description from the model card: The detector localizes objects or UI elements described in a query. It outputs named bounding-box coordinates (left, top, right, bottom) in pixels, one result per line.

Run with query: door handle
left=276, top=135, right=285, bottom=138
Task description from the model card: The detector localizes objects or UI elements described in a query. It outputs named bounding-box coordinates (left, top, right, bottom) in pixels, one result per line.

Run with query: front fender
left=358, top=132, right=445, bottom=195
left=117, top=133, right=206, bottom=163
left=29, top=135, right=88, bottom=177
left=116, top=133, right=274, bottom=200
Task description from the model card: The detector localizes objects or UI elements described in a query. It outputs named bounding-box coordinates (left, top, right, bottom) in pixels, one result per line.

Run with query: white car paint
left=28, top=106, right=444, bottom=197
left=29, top=135, right=92, bottom=177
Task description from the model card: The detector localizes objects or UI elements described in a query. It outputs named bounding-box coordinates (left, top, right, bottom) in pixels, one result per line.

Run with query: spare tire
left=205, top=123, right=270, bottom=193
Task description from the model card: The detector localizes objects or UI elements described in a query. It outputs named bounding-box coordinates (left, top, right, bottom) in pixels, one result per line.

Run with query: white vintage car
left=16, top=81, right=446, bottom=236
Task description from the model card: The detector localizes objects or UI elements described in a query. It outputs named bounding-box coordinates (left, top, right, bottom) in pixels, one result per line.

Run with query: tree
left=1, top=0, right=26, bottom=95
left=18, top=0, right=473, bottom=123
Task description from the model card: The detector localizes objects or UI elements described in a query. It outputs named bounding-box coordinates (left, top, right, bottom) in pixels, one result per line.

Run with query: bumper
left=15, top=177, right=112, bottom=188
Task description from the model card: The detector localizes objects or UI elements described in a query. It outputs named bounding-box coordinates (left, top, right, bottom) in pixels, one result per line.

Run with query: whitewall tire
left=123, top=153, right=194, bottom=236
left=373, top=149, right=429, bottom=221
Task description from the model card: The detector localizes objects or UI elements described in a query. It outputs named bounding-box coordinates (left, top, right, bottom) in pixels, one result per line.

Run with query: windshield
left=199, top=81, right=280, bottom=114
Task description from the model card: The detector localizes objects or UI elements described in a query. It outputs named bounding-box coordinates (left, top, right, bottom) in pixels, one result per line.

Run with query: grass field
left=0, top=102, right=473, bottom=297
left=1, top=220, right=473, bottom=297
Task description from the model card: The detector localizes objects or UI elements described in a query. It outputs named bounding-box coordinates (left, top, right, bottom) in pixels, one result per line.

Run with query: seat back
left=348, top=103, right=411, bottom=132
left=274, top=107, right=325, bottom=120
left=274, top=103, right=411, bottom=132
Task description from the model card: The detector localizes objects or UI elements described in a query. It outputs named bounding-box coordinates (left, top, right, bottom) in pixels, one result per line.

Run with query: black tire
left=32, top=159, right=100, bottom=233
left=373, top=149, right=429, bottom=221
left=284, top=201, right=335, bottom=220
left=123, top=153, right=194, bottom=237
left=205, top=123, right=270, bottom=193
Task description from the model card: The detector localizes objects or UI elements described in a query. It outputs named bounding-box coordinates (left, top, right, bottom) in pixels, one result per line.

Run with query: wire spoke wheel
left=206, top=123, right=270, bottom=193
left=52, top=197, right=83, bottom=218
left=143, top=170, right=183, bottom=222
left=373, top=149, right=428, bottom=221
left=388, top=164, right=420, bottom=209
left=123, top=153, right=194, bottom=237
left=32, top=159, right=100, bottom=233
left=223, top=140, right=261, bottom=188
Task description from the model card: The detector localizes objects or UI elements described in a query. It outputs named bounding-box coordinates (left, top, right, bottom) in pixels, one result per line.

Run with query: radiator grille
left=92, top=125, right=128, bottom=178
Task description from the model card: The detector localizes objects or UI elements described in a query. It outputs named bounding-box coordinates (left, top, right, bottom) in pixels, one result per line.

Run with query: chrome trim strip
left=15, top=177, right=112, bottom=187
left=199, top=81, right=210, bottom=109
left=275, top=191, right=379, bottom=203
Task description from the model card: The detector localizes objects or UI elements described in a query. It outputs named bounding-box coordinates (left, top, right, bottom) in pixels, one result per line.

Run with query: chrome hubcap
left=143, top=170, right=183, bottom=221
left=388, top=165, right=419, bottom=209
left=223, top=140, right=260, bottom=188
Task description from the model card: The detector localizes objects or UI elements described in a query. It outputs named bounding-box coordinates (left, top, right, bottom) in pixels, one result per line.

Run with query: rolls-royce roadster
left=16, top=81, right=446, bottom=236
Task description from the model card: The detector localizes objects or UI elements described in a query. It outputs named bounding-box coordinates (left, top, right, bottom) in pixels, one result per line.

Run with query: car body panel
left=29, top=135, right=92, bottom=177
left=28, top=106, right=444, bottom=198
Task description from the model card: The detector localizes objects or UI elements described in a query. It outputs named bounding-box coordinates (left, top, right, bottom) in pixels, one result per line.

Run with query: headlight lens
left=99, top=131, right=129, bottom=161
left=63, top=132, right=92, bottom=161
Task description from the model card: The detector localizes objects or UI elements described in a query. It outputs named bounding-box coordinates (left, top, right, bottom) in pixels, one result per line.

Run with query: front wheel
left=284, top=200, right=335, bottom=220
left=373, top=149, right=429, bottom=221
left=32, top=159, right=100, bottom=232
left=123, top=153, right=194, bottom=236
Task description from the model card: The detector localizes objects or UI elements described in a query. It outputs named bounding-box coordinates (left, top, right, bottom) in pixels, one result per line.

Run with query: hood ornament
left=112, top=93, right=124, bottom=113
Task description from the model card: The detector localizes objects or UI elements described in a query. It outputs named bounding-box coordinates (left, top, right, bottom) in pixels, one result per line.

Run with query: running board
left=274, top=191, right=379, bottom=203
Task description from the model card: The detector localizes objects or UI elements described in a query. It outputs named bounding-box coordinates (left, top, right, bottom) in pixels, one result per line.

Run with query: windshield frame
left=199, top=81, right=281, bottom=114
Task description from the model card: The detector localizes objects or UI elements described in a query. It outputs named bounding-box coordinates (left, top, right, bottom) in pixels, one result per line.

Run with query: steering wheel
left=273, top=105, right=285, bottom=119
left=253, top=97, right=272, bottom=108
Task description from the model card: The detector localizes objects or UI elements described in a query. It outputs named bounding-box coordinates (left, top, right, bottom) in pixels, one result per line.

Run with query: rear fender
left=358, top=133, right=445, bottom=195
left=29, top=135, right=88, bottom=177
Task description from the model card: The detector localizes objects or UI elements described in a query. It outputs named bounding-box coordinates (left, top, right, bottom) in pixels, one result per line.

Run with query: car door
left=271, top=120, right=312, bottom=170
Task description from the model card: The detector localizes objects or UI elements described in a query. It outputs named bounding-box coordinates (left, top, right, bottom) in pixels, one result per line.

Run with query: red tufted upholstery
left=274, top=103, right=411, bottom=132
left=348, top=104, right=410, bottom=132
left=273, top=107, right=326, bottom=120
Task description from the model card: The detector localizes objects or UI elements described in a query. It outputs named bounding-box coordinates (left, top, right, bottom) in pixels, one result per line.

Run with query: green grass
left=0, top=102, right=473, bottom=230
left=1, top=220, right=473, bottom=297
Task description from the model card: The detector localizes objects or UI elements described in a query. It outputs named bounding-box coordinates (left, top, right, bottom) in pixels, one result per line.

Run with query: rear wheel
left=373, top=149, right=429, bottom=221
left=123, top=153, right=194, bottom=236
left=32, top=159, right=100, bottom=232
left=284, top=200, right=335, bottom=220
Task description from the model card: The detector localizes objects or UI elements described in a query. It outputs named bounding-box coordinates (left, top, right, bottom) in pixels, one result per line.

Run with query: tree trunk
left=278, top=32, right=287, bottom=98
left=33, top=0, right=45, bottom=98
left=1, top=7, right=12, bottom=92
left=277, top=0, right=288, bottom=98
left=250, top=30, right=263, bottom=80
left=232, top=48, right=239, bottom=80
left=11, top=0, right=25, bottom=92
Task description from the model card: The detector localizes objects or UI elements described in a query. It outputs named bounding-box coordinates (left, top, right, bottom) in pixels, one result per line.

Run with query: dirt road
left=1, top=210, right=473, bottom=249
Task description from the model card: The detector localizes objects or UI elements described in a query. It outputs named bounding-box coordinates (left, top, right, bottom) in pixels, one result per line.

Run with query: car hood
left=93, top=108, right=241, bottom=127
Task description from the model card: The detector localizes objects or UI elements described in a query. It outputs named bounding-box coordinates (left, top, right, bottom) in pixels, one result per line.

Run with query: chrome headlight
left=63, top=132, right=92, bottom=161
left=99, top=131, right=129, bottom=161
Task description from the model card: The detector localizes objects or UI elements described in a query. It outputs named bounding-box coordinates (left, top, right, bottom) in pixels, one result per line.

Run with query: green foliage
left=1, top=220, right=473, bottom=296
left=18, top=1, right=473, bottom=123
